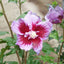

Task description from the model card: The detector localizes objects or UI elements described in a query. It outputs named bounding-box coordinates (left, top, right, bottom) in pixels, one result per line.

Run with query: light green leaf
left=60, top=19, right=64, bottom=28
left=6, top=61, right=18, bottom=64
left=21, top=0, right=26, bottom=4
left=52, top=1, right=58, bottom=7
left=8, top=0, right=17, bottom=3
left=39, top=55, right=54, bottom=63
left=0, top=12, right=3, bottom=16
left=3, top=35, right=17, bottom=46
left=16, top=11, right=28, bottom=20
left=48, top=30, right=59, bottom=41
left=4, top=48, right=17, bottom=56
left=0, top=31, right=9, bottom=36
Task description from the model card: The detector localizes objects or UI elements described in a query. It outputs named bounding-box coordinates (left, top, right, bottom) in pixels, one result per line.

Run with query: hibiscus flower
left=45, top=5, right=64, bottom=24
left=11, top=11, right=52, bottom=54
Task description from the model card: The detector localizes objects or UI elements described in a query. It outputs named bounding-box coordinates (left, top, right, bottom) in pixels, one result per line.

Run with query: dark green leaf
left=8, top=0, right=17, bottom=3
left=55, top=45, right=61, bottom=54
left=0, top=46, right=10, bottom=59
left=60, top=52, right=64, bottom=62
left=0, top=31, right=9, bottom=36
left=48, top=30, right=59, bottom=41
left=0, top=39, right=6, bottom=44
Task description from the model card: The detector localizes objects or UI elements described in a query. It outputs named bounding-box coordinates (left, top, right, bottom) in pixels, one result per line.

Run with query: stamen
left=30, top=31, right=38, bottom=39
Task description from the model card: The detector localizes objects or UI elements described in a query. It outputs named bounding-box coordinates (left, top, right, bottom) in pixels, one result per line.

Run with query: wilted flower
left=11, top=11, right=52, bottom=54
left=45, top=5, right=64, bottom=24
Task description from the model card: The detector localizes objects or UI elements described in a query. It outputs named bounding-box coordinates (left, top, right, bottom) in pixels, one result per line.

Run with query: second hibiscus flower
left=45, top=5, right=64, bottom=24
left=11, top=11, right=52, bottom=54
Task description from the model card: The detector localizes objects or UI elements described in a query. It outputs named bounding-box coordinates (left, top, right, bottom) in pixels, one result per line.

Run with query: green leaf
left=59, top=36, right=63, bottom=40
left=52, top=1, right=58, bottom=7
left=39, top=55, right=54, bottom=63
left=0, top=39, right=6, bottom=44
left=18, top=49, right=24, bottom=58
left=48, top=30, right=59, bottom=41
left=8, top=0, right=17, bottom=3
left=27, top=50, right=40, bottom=64
left=60, top=19, right=64, bottom=28
left=60, top=52, right=64, bottom=62
left=0, top=46, right=10, bottom=59
left=59, top=40, right=64, bottom=43
left=6, top=61, right=18, bottom=64
left=3, top=35, right=17, bottom=46
left=21, top=0, right=26, bottom=4
left=42, top=42, right=55, bottom=54
left=55, top=45, right=61, bottom=54
left=4, top=48, right=17, bottom=56
left=0, top=52, right=3, bottom=64
left=0, top=12, right=3, bottom=16
left=16, top=11, right=28, bottom=20
left=0, top=31, right=9, bottom=36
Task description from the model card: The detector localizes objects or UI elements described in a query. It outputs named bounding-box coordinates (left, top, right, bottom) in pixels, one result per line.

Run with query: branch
left=57, top=29, right=64, bottom=64
left=0, top=0, right=14, bottom=38
left=19, top=0, right=21, bottom=14
left=16, top=51, right=21, bottom=64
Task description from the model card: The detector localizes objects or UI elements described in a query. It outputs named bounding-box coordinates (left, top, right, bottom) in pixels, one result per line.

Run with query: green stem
left=19, top=0, right=21, bottom=14
left=0, top=1, right=21, bottom=64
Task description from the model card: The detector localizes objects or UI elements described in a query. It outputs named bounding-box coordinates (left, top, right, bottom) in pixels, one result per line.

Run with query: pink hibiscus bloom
left=45, top=5, right=64, bottom=24
left=11, top=11, right=52, bottom=54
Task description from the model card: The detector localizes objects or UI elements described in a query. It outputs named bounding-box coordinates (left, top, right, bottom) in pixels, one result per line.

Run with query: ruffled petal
left=55, top=6, right=63, bottom=15
left=16, top=35, right=32, bottom=51
left=32, top=21, right=52, bottom=40
left=32, top=37, right=43, bottom=54
left=11, top=19, right=29, bottom=35
left=45, top=9, right=60, bottom=21
left=24, top=11, right=41, bottom=29
left=49, top=5, right=54, bottom=12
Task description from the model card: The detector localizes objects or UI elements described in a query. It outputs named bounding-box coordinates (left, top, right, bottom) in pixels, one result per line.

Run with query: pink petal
left=11, top=19, right=29, bottom=35
left=32, top=21, right=52, bottom=40
left=32, top=37, right=43, bottom=54
left=24, top=11, right=41, bottom=29
left=16, top=35, right=32, bottom=51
